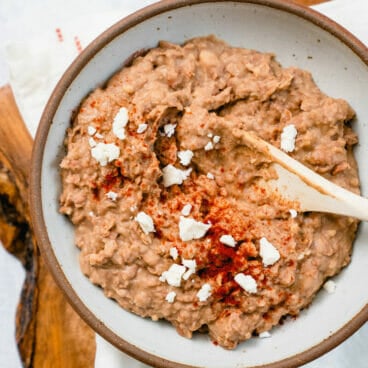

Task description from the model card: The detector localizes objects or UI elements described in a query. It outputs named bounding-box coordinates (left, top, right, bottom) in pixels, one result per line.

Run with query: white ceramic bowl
left=30, top=1, right=368, bottom=367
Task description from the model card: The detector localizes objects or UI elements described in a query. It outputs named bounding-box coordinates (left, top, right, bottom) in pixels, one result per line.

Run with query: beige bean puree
left=60, top=36, right=359, bottom=349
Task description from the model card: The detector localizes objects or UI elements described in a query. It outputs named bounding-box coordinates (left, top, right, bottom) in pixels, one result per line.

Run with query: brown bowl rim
left=30, top=1, right=368, bottom=367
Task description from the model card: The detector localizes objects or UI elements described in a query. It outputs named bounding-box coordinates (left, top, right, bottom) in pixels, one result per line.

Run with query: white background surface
left=0, top=0, right=367, bottom=367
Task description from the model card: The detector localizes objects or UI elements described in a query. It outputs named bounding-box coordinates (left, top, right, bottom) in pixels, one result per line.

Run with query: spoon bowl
left=236, top=129, right=368, bottom=221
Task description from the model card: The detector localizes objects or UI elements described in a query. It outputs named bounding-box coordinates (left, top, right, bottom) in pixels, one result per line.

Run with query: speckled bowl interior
left=30, top=1, right=368, bottom=367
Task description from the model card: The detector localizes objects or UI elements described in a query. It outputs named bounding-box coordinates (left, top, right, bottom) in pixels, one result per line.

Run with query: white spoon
left=236, top=129, right=368, bottom=221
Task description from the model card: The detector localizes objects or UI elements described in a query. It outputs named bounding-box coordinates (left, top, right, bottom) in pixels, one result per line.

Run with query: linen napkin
left=4, top=0, right=368, bottom=367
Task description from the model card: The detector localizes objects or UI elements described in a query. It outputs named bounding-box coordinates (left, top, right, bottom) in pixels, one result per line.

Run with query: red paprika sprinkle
left=101, top=169, right=125, bottom=192
left=91, top=182, right=99, bottom=200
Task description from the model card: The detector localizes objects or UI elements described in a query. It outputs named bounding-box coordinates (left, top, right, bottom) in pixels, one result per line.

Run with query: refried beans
left=59, top=36, right=360, bottom=349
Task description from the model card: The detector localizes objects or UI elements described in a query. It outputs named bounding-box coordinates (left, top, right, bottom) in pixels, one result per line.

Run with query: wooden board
left=0, top=86, right=95, bottom=368
left=0, top=1, right=326, bottom=365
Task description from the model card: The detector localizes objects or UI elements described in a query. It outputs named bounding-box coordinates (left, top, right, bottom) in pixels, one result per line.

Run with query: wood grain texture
left=0, top=85, right=95, bottom=367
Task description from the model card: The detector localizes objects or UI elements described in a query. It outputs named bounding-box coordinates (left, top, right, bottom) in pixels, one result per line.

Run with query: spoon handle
left=272, top=163, right=368, bottom=221
left=239, top=130, right=368, bottom=221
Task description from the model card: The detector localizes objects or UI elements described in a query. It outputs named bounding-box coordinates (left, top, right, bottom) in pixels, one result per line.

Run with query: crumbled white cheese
left=207, top=132, right=213, bottom=138
left=289, top=209, right=298, bottom=218
left=196, top=283, right=212, bottom=302
left=213, top=135, right=221, bottom=144
left=182, top=259, right=197, bottom=280
left=179, top=216, right=211, bottom=241
left=206, top=172, right=215, bottom=180
left=106, top=191, right=118, bottom=201
left=323, top=280, right=336, bottom=294
left=89, top=137, right=97, bottom=148
left=135, top=211, right=155, bottom=234
left=259, top=331, right=271, bottom=339
left=297, top=253, right=305, bottom=261
left=130, top=205, right=137, bottom=212
left=164, top=123, right=177, bottom=137
left=219, top=234, right=236, bottom=247
left=95, top=133, right=104, bottom=139
left=169, top=247, right=179, bottom=260
left=91, top=142, right=120, bottom=166
left=280, top=124, right=297, bottom=152
left=137, top=123, right=148, bottom=134
left=234, top=273, right=258, bottom=294
left=159, top=264, right=186, bottom=287
left=204, top=141, right=214, bottom=151
left=260, top=237, right=280, bottom=266
left=178, top=150, right=194, bottom=166
left=88, top=125, right=97, bottom=136
left=88, top=211, right=95, bottom=217
left=183, top=259, right=196, bottom=269
left=181, top=204, right=192, bottom=216
left=112, top=107, right=129, bottom=140
left=165, top=291, right=176, bottom=303
left=182, top=269, right=195, bottom=281
left=162, top=165, right=192, bottom=187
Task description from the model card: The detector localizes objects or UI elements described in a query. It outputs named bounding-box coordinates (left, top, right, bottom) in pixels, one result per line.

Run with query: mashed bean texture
left=60, top=36, right=359, bottom=349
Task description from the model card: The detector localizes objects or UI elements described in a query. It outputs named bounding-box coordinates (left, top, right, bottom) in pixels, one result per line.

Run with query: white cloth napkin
left=3, top=0, right=368, bottom=367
